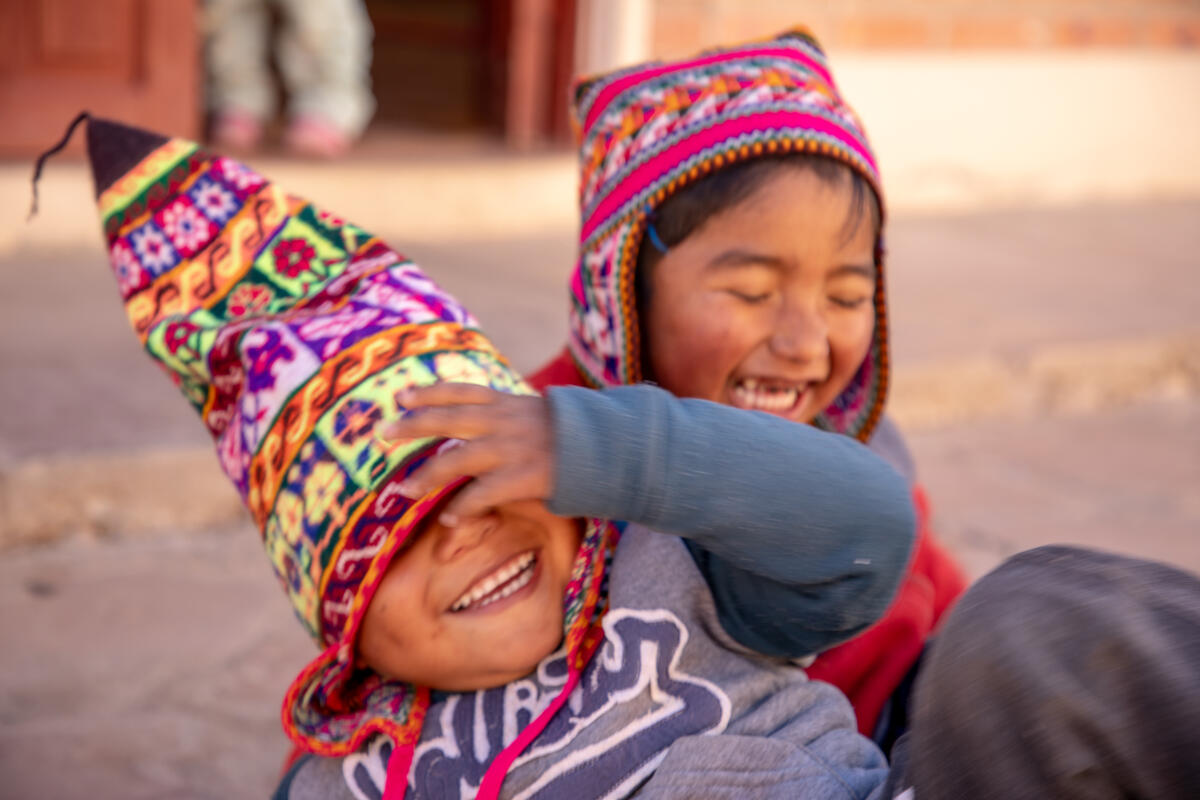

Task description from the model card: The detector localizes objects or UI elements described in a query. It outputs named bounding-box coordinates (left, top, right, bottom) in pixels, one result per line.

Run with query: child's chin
left=461, top=617, right=567, bottom=688
left=450, top=642, right=566, bottom=691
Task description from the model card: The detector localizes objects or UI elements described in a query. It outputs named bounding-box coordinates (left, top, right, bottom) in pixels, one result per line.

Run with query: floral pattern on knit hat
left=81, top=117, right=617, bottom=792
left=568, top=27, right=889, bottom=442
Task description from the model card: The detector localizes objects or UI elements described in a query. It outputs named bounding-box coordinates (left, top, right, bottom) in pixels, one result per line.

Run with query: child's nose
left=769, top=304, right=829, bottom=363
left=431, top=513, right=499, bottom=563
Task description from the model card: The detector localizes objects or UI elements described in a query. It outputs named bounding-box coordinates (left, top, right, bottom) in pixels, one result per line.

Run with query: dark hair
left=635, top=153, right=881, bottom=309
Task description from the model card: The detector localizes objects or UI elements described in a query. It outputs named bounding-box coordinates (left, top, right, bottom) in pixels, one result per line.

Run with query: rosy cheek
left=848, top=312, right=876, bottom=365
left=829, top=314, right=875, bottom=386
left=701, top=323, right=744, bottom=364
left=660, top=310, right=743, bottom=394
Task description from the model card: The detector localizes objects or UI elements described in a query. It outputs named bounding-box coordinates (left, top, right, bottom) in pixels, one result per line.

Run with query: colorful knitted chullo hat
left=71, top=116, right=616, bottom=799
left=568, top=27, right=888, bottom=441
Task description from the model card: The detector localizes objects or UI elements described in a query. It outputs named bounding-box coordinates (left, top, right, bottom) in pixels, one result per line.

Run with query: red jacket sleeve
left=528, top=347, right=586, bottom=391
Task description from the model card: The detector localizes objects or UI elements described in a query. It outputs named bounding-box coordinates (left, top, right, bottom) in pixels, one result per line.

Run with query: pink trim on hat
left=581, top=111, right=877, bottom=242
left=582, top=45, right=835, bottom=133
left=569, top=264, right=587, bottom=306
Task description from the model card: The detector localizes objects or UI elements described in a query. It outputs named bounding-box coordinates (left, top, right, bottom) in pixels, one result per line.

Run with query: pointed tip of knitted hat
left=85, top=116, right=170, bottom=198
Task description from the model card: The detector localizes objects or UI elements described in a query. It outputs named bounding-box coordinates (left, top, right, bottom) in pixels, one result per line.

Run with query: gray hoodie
left=279, top=526, right=890, bottom=799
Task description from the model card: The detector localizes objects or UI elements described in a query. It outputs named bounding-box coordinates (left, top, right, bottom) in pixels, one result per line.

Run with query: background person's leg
left=276, top=0, right=375, bottom=156
left=205, top=0, right=275, bottom=149
left=909, top=545, right=1200, bottom=800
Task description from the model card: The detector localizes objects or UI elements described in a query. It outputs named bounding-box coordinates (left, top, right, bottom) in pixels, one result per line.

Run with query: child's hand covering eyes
left=380, top=384, right=554, bottom=526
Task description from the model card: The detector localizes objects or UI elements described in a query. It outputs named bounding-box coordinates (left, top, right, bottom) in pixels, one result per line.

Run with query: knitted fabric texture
left=569, top=27, right=888, bottom=441
left=82, top=117, right=616, bottom=789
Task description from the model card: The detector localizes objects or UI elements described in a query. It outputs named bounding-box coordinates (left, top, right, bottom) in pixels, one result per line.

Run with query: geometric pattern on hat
left=566, top=28, right=889, bottom=441
left=84, top=118, right=618, bottom=777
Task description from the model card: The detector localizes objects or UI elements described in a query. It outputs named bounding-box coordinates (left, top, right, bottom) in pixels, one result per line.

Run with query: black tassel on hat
left=28, top=112, right=170, bottom=219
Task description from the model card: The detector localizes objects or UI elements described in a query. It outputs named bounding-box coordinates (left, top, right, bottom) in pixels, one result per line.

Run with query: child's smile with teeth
left=358, top=498, right=581, bottom=692
left=730, top=378, right=811, bottom=415
left=450, top=551, right=538, bottom=612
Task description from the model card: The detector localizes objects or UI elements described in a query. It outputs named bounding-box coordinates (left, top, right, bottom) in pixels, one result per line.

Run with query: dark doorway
left=365, top=0, right=576, bottom=146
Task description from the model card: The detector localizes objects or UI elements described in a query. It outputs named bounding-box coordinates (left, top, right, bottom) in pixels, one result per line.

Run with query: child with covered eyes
left=76, top=115, right=913, bottom=800
left=316, top=379, right=917, bottom=800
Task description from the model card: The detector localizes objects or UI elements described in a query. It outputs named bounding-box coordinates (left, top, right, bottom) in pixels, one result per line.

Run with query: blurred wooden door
left=0, top=0, right=200, bottom=156
left=365, top=0, right=575, bottom=147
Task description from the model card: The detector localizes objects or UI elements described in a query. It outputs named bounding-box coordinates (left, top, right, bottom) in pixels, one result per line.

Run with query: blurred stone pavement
left=1, top=151, right=1198, bottom=797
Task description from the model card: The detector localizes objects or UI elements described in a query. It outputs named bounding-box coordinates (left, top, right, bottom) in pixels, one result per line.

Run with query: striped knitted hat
left=569, top=28, right=888, bottom=441
left=77, top=116, right=616, bottom=796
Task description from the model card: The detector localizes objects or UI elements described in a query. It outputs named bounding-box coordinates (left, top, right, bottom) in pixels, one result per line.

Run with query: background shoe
left=211, top=109, right=264, bottom=152
left=284, top=114, right=352, bottom=159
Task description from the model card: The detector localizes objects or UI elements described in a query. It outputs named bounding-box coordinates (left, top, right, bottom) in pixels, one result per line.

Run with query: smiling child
left=530, top=27, right=967, bottom=744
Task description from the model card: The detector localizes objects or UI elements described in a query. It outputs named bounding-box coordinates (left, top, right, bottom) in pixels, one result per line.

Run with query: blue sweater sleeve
left=545, top=384, right=916, bottom=658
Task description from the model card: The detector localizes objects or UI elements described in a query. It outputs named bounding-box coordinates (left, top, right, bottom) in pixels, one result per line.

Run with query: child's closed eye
left=724, top=288, right=773, bottom=304
left=829, top=294, right=870, bottom=309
